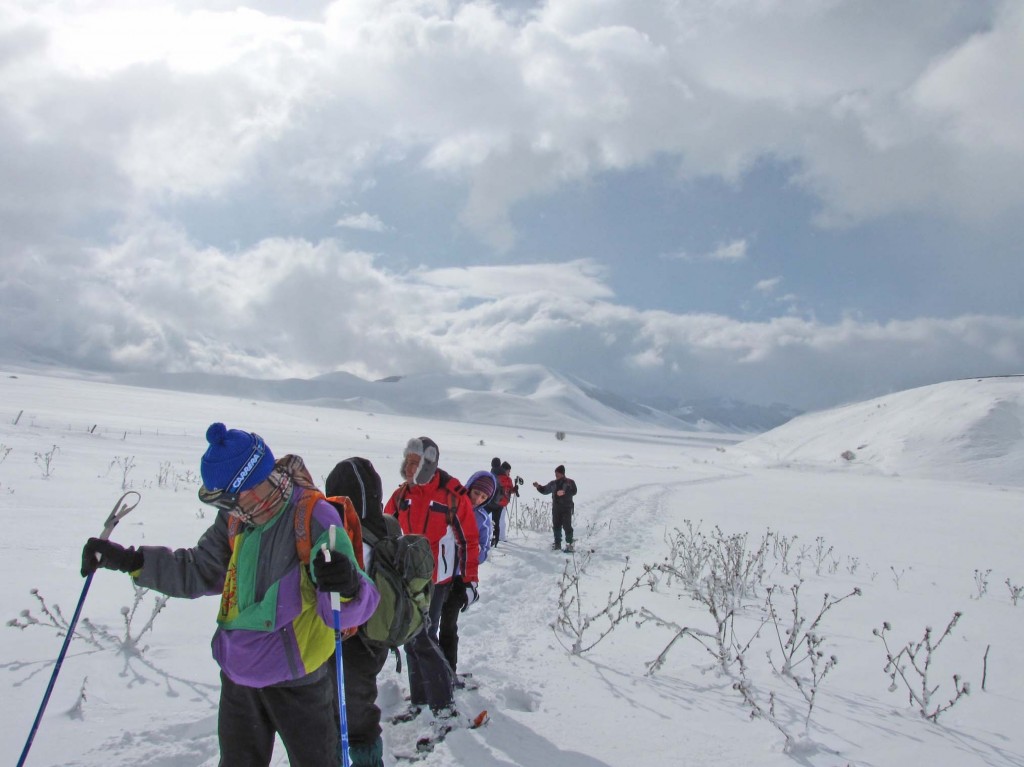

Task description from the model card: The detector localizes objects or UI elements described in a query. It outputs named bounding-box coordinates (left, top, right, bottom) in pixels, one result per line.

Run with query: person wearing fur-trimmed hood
left=385, top=437, right=480, bottom=718
left=81, top=423, right=380, bottom=766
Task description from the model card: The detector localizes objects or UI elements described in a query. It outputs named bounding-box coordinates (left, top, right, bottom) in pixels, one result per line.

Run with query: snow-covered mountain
left=3, top=370, right=1024, bottom=767
left=734, top=375, right=1024, bottom=486
left=112, top=364, right=775, bottom=433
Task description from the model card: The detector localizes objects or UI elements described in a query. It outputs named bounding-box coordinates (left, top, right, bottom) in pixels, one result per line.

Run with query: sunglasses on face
left=199, top=470, right=289, bottom=517
left=198, top=484, right=242, bottom=514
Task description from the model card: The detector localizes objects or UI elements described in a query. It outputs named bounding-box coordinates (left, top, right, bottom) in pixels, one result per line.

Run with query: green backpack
left=359, top=515, right=434, bottom=650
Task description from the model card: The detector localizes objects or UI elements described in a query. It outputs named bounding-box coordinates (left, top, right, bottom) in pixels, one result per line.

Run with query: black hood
left=325, top=456, right=385, bottom=539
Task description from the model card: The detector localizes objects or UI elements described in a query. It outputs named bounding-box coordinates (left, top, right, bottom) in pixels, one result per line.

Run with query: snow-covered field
left=2, top=371, right=1022, bottom=767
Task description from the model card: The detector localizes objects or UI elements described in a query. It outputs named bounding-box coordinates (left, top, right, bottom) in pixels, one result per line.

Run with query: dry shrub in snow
left=874, top=612, right=972, bottom=722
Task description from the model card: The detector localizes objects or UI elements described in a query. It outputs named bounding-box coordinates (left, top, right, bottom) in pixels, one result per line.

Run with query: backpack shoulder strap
left=436, top=471, right=463, bottom=524
left=325, top=495, right=365, bottom=570
left=394, top=482, right=410, bottom=515
left=447, top=489, right=460, bottom=524
left=293, top=490, right=321, bottom=565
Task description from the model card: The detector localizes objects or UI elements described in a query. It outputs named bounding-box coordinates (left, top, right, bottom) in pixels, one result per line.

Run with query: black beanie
left=555, top=464, right=566, bottom=475
left=491, top=457, right=501, bottom=470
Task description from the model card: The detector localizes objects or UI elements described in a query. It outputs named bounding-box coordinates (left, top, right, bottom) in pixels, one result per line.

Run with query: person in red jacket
left=484, top=457, right=516, bottom=547
left=496, top=460, right=516, bottom=544
left=385, top=436, right=480, bottom=719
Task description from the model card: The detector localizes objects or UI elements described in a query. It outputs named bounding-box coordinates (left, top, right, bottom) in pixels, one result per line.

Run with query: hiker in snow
left=81, top=424, right=380, bottom=767
left=533, top=464, right=578, bottom=552
left=438, top=470, right=495, bottom=684
left=496, top=460, right=516, bottom=543
left=324, top=456, right=391, bottom=767
left=483, top=457, right=512, bottom=547
left=385, top=436, right=480, bottom=718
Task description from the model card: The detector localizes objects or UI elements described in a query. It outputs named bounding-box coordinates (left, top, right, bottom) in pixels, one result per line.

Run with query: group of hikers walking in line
left=79, top=423, right=577, bottom=767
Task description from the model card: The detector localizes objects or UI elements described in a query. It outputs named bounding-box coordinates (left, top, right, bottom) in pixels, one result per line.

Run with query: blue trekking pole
left=322, top=526, right=351, bottom=767
left=17, top=491, right=141, bottom=767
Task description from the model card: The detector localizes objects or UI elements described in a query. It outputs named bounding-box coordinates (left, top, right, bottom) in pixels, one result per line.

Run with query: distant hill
left=111, top=365, right=790, bottom=434
left=650, top=395, right=803, bottom=432
left=734, top=376, right=1024, bottom=487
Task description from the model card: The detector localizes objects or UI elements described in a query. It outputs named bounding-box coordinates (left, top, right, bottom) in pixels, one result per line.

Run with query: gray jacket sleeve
left=536, top=481, right=555, bottom=496
left=133, top=511, right=232, bottom=598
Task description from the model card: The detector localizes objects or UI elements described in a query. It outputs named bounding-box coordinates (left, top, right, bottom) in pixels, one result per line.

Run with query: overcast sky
left=1, top=0, right=1022, bottom=412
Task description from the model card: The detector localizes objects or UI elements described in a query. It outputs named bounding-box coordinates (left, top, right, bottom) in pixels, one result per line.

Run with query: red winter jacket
left=497, top=474, right=515, bottom=508
left=385, top=470, right=480, bottom=584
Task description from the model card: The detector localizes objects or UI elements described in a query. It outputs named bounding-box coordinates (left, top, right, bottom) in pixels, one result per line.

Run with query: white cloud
left=4, top=0, right=1020, bottom=250
left=709, top=239, right=748, bottom=262
left=913, top=2, right=1024, bottom=155
left=2, top=1, right=1023, bottom=412
left=754, top=277, right=781, bottom=294
left=335, top=212, right=387, bottom=232
left=664, top=238, right=748, bottom=263
left=416, top=260, right=613, bottom=302
left=2, top=230, right=1022, bottom=411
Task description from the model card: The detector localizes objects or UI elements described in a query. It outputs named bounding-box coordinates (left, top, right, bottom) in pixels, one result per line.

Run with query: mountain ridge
left=104, top=364, right=794, bottom=434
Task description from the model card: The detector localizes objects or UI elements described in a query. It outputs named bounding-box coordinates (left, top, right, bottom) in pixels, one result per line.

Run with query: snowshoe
left=389, top=705, right=423, bottom=724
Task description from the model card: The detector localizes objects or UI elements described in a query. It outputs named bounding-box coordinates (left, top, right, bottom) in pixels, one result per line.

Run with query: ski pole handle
left=322, top=526, right=342, bottom=613
left=99, top=491, right=141, bottom=540
left=322, top=526, right=350, bottom=766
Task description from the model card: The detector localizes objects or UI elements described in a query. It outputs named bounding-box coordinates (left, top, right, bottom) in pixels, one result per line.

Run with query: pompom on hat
left=200, top=423, right=276, bottom=493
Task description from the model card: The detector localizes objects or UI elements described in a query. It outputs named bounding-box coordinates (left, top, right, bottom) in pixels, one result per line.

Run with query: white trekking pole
left=322, top=525, right=351, bottom=767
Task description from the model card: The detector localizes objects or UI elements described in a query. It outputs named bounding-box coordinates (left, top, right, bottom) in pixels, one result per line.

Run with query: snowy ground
left=1, top=371, right=1022, bottom=767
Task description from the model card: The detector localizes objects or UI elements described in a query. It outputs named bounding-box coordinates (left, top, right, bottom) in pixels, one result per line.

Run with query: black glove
left=461, top=582, right=479, bottom=613
left=81, top=538, right=143, bottom=577
left=312, top=549, right=362, bottom=599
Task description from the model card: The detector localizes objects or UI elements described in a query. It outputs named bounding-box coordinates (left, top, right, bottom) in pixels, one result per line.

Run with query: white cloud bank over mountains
left=1, top=1, right=1023, bottom=412
left=3, top=228, right=1023, bottom=413
left=108, top=362, right=800, bottom=434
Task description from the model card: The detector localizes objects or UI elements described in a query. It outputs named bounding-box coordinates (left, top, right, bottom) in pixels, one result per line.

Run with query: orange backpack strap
left=325, top=495, right=365, bottom=570
left=293, top=491, right=319, bottom=565
left=291, top=490, right=365, bottom=569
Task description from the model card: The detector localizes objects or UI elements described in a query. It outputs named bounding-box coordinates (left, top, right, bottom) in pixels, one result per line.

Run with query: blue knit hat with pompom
left=200, top=423, right=276, bottom=492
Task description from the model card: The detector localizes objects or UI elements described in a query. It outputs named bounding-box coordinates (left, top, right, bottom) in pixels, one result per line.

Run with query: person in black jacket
left=324, top=457, right=390, bottom=767
left=533, top=464, right=577, bottom=552
left=483, top=457, right=505, bottom=546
